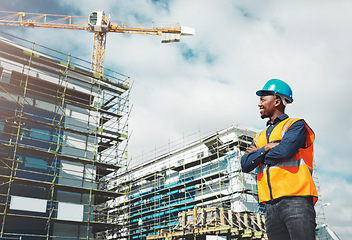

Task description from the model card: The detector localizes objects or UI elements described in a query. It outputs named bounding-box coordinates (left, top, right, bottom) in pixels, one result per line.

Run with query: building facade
left=0, top=34, right=130, bottom=239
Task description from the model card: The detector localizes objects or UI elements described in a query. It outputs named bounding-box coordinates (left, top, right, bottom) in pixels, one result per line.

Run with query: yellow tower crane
left=0, top=10, right=194, bottom=76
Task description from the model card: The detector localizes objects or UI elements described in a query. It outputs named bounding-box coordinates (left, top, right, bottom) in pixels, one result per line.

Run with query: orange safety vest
left=253, top=117, right=318, bottom=205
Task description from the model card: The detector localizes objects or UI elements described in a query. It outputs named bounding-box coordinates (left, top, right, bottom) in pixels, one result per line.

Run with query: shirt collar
left=266, top=113, right=289, bottom=126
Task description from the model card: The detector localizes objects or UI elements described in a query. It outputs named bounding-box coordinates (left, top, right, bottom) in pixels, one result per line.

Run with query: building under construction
left=0, top=33, right=339, bottom=240
left=0, top=33, right=130, bottom=239
left=108, top=126, right=267, bottom=240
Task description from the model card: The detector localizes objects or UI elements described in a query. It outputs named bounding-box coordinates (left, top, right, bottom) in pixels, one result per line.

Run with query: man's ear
left=274, top=97, right=281, bottom=107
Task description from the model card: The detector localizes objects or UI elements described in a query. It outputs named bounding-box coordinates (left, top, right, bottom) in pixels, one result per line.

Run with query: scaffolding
left=110, top=126, right=264, bottom=240
left=314, top=162, right=336, bottom=240
left=148, top=207, right=267, bottom=240
left=0, top=32, right=130, bottom=239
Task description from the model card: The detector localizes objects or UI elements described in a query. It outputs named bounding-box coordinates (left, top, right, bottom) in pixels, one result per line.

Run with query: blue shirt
left=241, top=114, right=307, bottom=173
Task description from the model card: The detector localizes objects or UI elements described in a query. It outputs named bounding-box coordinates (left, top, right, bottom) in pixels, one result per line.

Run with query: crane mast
left=92, top=32, right=107, bottom=76
left=0, top=11, right=194, bottom=76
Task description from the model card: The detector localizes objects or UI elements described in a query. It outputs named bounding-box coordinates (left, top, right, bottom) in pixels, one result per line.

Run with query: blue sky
left=1, top=0, right=351, bottom=238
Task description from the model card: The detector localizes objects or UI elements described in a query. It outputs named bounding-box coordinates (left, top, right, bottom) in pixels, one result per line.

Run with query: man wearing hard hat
left=241, top=79, right=318, bottom=240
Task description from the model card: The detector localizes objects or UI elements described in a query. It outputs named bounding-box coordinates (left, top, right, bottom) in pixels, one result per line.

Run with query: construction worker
left=241, top=79, right=318, bottom=240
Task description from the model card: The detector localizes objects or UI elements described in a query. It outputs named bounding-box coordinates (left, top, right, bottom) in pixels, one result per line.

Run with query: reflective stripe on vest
left=255, top=118, right=318, bottom=205
left=257, top=157, right=311, bottom=174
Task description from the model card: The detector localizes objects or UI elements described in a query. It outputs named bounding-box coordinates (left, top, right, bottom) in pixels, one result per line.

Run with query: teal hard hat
left=256, top=79, right=293, bottom=103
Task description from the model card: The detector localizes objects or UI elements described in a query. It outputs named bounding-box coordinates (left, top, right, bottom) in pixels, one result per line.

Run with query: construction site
left=0, top=10, right=340, bottom=240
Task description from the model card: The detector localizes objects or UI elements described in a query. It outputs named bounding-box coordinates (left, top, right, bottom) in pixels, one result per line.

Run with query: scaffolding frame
left=110, top=126, right=263, bottom=240
left=0, top=32, right=130, bottom=239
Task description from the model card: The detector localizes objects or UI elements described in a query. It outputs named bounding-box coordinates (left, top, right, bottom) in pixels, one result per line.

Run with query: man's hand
left=245, top=145, right=258, bottom=154
left=264, top=142, right=279, bottom=152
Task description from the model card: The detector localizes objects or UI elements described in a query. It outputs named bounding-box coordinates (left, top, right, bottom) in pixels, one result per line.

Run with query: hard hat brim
left=256, top=90, right=275, bottom=97
left=256, top=90, right=293, bottom=103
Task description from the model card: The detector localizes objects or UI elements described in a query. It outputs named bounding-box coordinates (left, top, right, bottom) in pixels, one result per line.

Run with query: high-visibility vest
left=253, top=117, right=318, bottom=205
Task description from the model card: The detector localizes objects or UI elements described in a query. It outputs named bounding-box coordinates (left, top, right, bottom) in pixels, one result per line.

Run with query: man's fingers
left=245, top=145, right=257, bottom=154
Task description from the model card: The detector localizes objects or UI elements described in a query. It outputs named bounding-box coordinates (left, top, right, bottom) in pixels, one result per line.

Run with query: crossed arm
left=241, top=120, right=307, bottom=173
left=245, top=142, right=279, bottom=154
